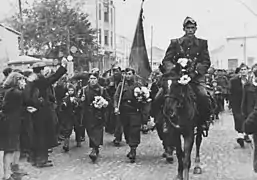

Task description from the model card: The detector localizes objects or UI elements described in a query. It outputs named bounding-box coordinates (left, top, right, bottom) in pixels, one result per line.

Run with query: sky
left=1, top=0, right=257, bottom=51
left=115, top=0, right=257, bottom=50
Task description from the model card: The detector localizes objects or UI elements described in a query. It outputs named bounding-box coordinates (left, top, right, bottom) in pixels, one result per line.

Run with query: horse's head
left=162, top=74, right=184, bottom=118
left=162, top=67, right=196, bottom=127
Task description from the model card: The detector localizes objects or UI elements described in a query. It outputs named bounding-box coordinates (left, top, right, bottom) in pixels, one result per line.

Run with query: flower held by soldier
left=178, top=74, right=191, bottom=85
left=177, top=58, right=189, bottom=68
left=134, top=86, right=151, bottom=103
left=92, top=96, right=108, bottom=109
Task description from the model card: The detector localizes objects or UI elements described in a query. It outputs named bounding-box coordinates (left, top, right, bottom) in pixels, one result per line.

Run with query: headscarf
left=3, top=72, right=25, bottom=89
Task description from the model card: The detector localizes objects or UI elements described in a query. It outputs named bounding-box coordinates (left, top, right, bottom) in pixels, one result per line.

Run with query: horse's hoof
left=173, top=174, right=183, bottom=180
left=193, top=166, right=202, bottom=174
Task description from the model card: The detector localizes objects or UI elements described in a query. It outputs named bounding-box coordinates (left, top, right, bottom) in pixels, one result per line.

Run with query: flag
left=129, top=7, right=152, bottom=80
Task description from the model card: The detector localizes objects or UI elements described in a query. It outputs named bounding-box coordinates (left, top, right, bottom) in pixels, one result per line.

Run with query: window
left=98, top=29, right=102, bottom=45
left=110, top=32, right=113, bottom=47
left=104, top=30, right=109, bottom=45
left=99, top=4, right=101, bottom=20
left=104, top=5, right=109, bottom=22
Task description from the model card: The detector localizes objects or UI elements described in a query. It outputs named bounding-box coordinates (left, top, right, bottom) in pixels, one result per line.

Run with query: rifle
left=117, top=75, right=125, bottom=111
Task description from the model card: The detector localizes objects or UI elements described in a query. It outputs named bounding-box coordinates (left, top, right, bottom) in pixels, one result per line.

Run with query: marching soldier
left=162, top=16, right=211, bottom=131
left=105, top=66, right=123, bottom=145
left=113, top=68, right=143, bottom=163
left=80, top=72, right=110, bottom=162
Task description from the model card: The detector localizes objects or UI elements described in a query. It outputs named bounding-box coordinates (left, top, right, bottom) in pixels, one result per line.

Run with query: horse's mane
left=163, top=67, right=197, bottom=121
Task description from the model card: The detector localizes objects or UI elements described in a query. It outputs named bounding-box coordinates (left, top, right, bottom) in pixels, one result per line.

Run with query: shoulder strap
left=177, top=38, right=185, bottom=55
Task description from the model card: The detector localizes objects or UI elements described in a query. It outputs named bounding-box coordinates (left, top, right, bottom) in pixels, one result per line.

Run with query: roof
left=226, top=35, right=257, bottom=40
left=0, top=24, right=21, bottom=36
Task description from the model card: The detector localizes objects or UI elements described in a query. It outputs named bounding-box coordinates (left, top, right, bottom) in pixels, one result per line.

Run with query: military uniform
left=162, top=18, right=211, bottom=129
left=114, top=78, right=142, bottom=162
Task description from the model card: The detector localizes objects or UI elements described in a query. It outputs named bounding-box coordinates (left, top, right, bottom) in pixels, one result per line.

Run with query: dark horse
left=162, top=67, right=206, bottom=180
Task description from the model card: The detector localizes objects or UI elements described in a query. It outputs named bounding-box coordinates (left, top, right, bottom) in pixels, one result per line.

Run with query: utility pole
left=243, top=23, right=247, bottom=64
left=150, top=25, right=153, bottom=69
left=18, top=0, right=24, bottom=55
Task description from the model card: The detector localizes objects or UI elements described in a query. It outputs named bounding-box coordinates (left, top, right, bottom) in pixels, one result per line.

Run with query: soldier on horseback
left=161, top=16, right=211, bottom=131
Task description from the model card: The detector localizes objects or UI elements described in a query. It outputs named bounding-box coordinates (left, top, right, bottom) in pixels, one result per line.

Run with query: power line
left=234, top=0, right=257, bottom=17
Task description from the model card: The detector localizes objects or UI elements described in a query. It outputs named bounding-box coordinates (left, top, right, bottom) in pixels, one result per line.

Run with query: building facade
left=147, top=46, right=165, bottom=71
left=115, top=34, right=131, bottom=69
left=76, top=0, right=116, bottom=72
left=210, top=35, right=257, bottom=70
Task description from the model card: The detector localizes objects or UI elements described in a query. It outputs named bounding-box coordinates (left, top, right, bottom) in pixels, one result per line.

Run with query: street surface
left=1, top=109, right=257, bottom=180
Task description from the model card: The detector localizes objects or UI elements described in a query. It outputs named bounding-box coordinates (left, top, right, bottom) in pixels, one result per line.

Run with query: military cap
left=183, top=16, right=197, bottom=27
left=125, top=67, right=135, bottom=74
left=91, top=68, right=100, bottom=74
left=113, top=66, right=121, bottom=71
left=32, top=62, right=46, bottom=69
left=89, top=72, right=99, bottom=79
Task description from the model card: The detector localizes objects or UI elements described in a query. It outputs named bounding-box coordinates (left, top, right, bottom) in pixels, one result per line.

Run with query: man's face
left=184, top=24, right=197, bottom=37
left=68, top=88, right=75, bottom=95
left=113, top=69, right=120, bottom=75
left=240, top=66, right=248, bottom=76
left=89, top=75, right=98, bottom=86
left=125, top=70, right=134, bottom=81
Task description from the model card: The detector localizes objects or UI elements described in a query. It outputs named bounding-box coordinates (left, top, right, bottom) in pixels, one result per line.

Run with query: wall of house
left=210, top=36, right=257, bottom=70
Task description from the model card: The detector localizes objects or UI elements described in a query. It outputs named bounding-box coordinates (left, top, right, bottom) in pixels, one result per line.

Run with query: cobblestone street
left=1, top=110, right=257, bottom=180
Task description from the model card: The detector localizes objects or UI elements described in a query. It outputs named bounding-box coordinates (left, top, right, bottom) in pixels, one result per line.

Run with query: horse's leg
left=193, top=129, right=203, bottom=174
left=183, top=131, right=195, bottom=180
left=174, top=134, right=183, bottom=180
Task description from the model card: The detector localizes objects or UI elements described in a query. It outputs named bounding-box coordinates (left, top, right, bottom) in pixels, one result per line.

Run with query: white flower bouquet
left=92, top=96, right=108, bottom=109
left=177, top=58, right=189, bottom=68
left=178, top=74, right=191, bottom=85
left=134, top=86, right=151, bottom=103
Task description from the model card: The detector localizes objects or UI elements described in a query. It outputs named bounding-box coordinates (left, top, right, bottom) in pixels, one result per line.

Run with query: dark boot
left=62, top=138, right=70, bottom=152
left=11, top=164, right=28, bottom=176
left=127, top=147, right=136, bottom=163
left=244, top=135, right=251, bottom=143
left=113, top=138, right=121, bottom=146
left=165, top=147, right=174, bottom=163
left=89, top=148, right=99, bottom=162
left=162, top=148, right=168, bottom=158
left=237, top=138, right=245, bottom=148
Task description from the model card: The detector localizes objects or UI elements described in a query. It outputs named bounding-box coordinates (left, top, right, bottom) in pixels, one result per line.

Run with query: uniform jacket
left=162, top=36, right=211, bottom=82
left=113, top=79, right=141, bottom=112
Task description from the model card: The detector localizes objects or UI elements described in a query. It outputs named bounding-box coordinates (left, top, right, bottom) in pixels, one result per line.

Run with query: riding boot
left=63, top=138, right=70, bottom=152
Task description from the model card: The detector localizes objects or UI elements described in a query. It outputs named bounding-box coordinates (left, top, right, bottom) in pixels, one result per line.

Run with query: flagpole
left=141, top=0, right=144, bottom=9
